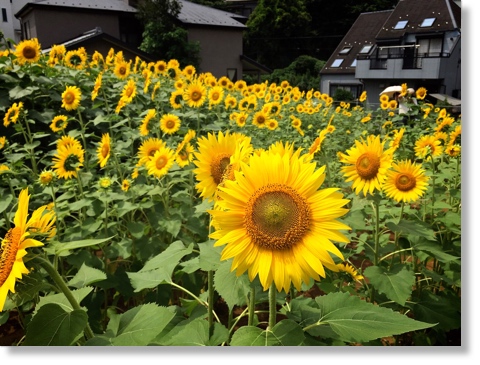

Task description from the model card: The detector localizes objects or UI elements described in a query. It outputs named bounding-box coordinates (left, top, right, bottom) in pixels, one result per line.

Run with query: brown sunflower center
left=156, top=155, right=167, bottom=170
left=245, top=184, right=310, bottom=251
left=166, top=119, right=176, bottom=129
left=64, top=91, right=75, bottom=104
left=64, top=154, right=80, bottom=172
left=210, top=153, right=231, bottom=185
left=0, top=227, right=21, bottom=286
left=101, top=144, right=110, bottom=158
left=211, top=92, right=220, bottom=101
left=256, top=116, right=266, bottom=125
left=125, top=86, right=134, bottom=97
left=119, top=66, right=127, bottom=75
left=395, top=173, right=416, bottom=192
left=191, top=91, right=201, bottom=102
left=22, top=46, right=37, bottom=59
left=355, top=152, right=381, bottom=180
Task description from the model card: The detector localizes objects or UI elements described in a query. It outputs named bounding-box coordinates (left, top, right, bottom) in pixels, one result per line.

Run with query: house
left=9, top=0, right=268, bottom=81
left=320, top=0, right=461, bottom=106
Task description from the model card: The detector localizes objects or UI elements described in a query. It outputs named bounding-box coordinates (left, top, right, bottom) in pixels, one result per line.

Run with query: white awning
left=429, top=93, right=461, bottom=106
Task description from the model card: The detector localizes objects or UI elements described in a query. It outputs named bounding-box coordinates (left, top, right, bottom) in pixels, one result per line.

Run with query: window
left=394, top=20, right=408, bottom=29
left=359, top=45, right=373, bottom=54
left=339, top=46, right=352, bottom=55
left=350, top=59, right=357, bottom=67
left=1, top=8, right=7, bottom=22
left=420, top=18, right=435, bottom=27
left=331, top=59, right=344, bottom=68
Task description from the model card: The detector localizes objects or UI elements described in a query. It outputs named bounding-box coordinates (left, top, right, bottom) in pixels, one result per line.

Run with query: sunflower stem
left=248, top=285, right=256, bottom=326
left=36, top=256, right=95, bottom=340
left=208, top=269, right=215, bottom=338
left=267, top=284, right=277, bottom=330
left=370, top=200, right=380, bottom=303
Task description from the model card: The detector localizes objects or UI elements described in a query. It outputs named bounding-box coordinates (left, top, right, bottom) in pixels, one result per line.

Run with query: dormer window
left=394, top=20, right=408, bottom=29
left=351, top=59, right=357, bottom=67
left=359, top=45, right=373, bottom=54
left=339, top=46, right=352, bottom=55
left=331, top=59, right=344, bottom=68
left=420, top=18, right=436, bottom=27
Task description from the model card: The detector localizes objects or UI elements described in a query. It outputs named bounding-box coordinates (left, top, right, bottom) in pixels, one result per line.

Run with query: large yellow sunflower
left=340, top=135, right=393, bottom=196
left=0, top=189, right=55, bottom=311
left=52, top=144, right=85, bottom=179
left=64, top=49, right=87, bottom=70
left=175, top=141, right=195, bottom=168
left=91, top=72, right=103, bottom=101
left=383, top=160, right=429, bottom=203
left=120, top=79, right=137, bottom=103
left=208, top=86, right=224, bottom=107
left=146, top=146, right=175, bottom=178
left=97, top=133, right=111, bottom=168
left=137, top=137, right=166, bottom=167
left=160, top=113, right=181, bottom=135
left=183, top=81, right=207, bottom=108
left=14, top=38, right=41, bottom=64
left=193, top=131, right=252, bottom=201
left=209, top=149, right=351, bottom=292
left=50, top=115, right=68, bottom=133
left=61, top=86, right=82, bottom=111
left=114, top=59, right=131, bottom=79
left=414, top=135, right=443, bottom=159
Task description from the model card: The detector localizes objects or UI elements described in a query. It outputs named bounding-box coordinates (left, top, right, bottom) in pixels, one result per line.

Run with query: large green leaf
left=413, top=241, right=460, bottom=264
left=386, top=219, right=436, bottom=241
left=67, top=263, right=107, bottom=289
left=35, top=287, right=93, bottom=313
left=213, top=260, right=251, bottom=310
left=23, top=303, right=88, bottom=346
left=364, top=265, right=415, bottom=306
left=86, top=303, right=175, bottom=346
left=198, top=239, right=223, bottom=271
left=127, top=240, right=193, bottom=291
left=307, top=292, right=436, bottom=343
left=0, top=194, right=13, bottom=214
left=230, top=319, right=305, bottom=346
left=51, top=237, right=114, bottom=255
left=162, top=318, right=229, bottom=346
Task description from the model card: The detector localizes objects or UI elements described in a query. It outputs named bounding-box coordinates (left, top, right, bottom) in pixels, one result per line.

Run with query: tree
left=136, top=0, right=200, bottom=68
left=244, top=0, right=312, bottom=69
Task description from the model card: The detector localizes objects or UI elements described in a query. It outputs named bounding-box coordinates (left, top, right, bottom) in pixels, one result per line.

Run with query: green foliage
left=333, top=88, right=355, bottom=102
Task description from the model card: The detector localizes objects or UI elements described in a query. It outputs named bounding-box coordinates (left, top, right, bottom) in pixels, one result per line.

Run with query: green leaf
left=53, top=237, right=114, bottom=255
left=230, top=319, right=305, bottom=346
left=9, top=85, right=39, bottom=99
left=127, top=241, right=193, bottom=291
left=23, top=303, right=88, bottom=346
left=163, top=318, right=229, bottom=346
left=68, top=263, right=107, bottom=289
left=363, top=265, right=415, bottom=306
left=0, top=194, right=13, bottom=214
left=386, top=219, right=436, bottom=241
left=413, top=240, right=460, bottom=263
left=35, top=287, right=93, bottom=313
left=127, top=221, right=146, bottom=239
left=88, top=303, right=175, bottom=346
left=198, top=240, right=222, bottom=271
left=213, top=260, right=250, bottom=310
left=309, top=292, right=436, bottom=343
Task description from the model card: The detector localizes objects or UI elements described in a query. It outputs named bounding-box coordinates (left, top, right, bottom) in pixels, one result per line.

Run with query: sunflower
left=168, top=89, right=183, bottom=109
left=183, top=65, right=196, bottom=79
left=64, top=49, right=87, bottom=70
left=379, top=94, right=389, bottom=103
left=50, top=115, right=68, bottom=133
left=3, top=102, right=23, bottom=127
left=252, top=110, right=268, bottom=129
left=224, top=94, right=237, bottom=109
left=359, top=91, right=367, bottom=102
left=160, top=113, right=181, bottom=135
left=61, top=86, right=82, bottom=111
left=291, top=117, right=302, bottom=129
left=0, top=136, right=6, bottom=150
left=114, top=59, right=131, bottom=79
left=208, top=86, right=224, bottom=107
left=183, top=81, right=207, bottom=108
left=57, top=135, right=82, bottom=150
left=235, top=112, right=248, bottom=127
left=0, top=165, right=10, bottom=174
left=388, top=100, right=398, bottom=109
left=383, top=160, right=429, bottom=203
left=154, top=60, right=167, bottom=75
left=137, top=137, right=166, bottom=167
left=414, top=135, right=443, bottom=159
left=340, top=135, right=393, bottom=196
left=416, top=87, right=427, bottom=100
left=38, top=170, right=55, bottom=186
left=175, top=141, right=195, bottom=168
left=146, top=146, right=175, bottom=178
left=0, top=188, right=56, bottom=311
left=14, top=38, right=41, bottom=64
left=91, top=72, right=103, bottom=101
left=209, top=149, right=351, bottom=292
left=97, top=133, right=111, bottom=168
left=98, top=177, right=112, bottom=189
left=120, top=79, right=137, bottom=103
left=52, top=143, right=85, bottom=179
left=445, top=144, right=461, bottom=157
left=336, top=262, right=364, bottom=282
left=266, top=119, right=279, bottom=131
left=193, top=131, right=252, bottom=201
left=121, top=179, right=131, bottom=192
left=139, top=109, right=156, bottom=136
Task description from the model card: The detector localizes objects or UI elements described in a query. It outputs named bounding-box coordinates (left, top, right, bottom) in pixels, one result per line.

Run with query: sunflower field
left=0, top=36, right=461, bottom=347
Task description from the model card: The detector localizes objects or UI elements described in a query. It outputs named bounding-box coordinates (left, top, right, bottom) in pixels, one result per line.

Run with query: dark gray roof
left=16, top=0, right=137, bottom=16
left=178, top=0, right=247, bottom=28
